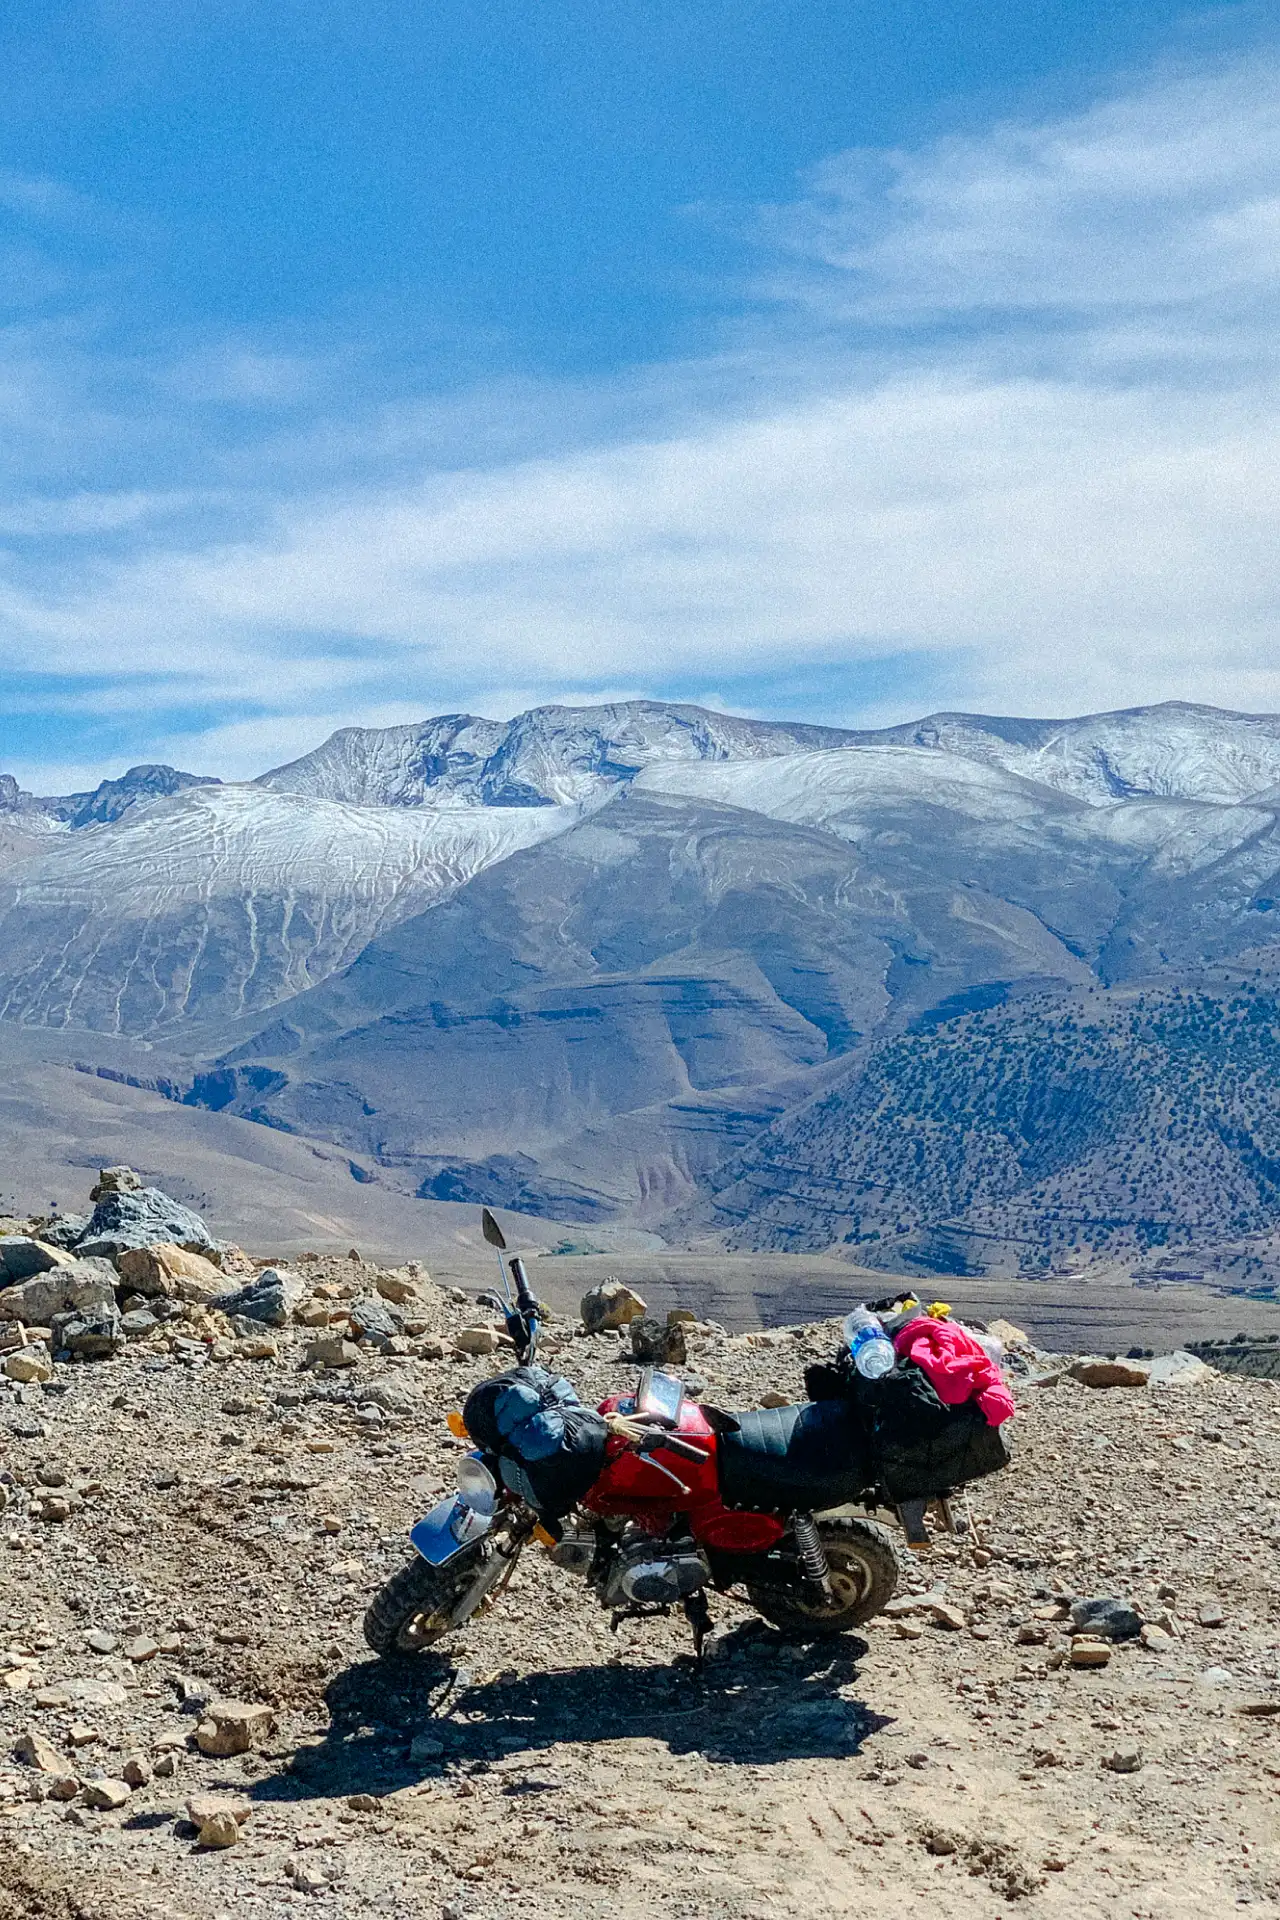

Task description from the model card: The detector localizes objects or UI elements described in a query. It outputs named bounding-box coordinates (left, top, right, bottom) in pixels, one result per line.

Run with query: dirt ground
left=1, top=1260, right=1277, bottom=1920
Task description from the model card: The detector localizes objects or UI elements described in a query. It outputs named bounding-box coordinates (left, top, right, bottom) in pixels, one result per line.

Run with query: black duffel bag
left=463, top=1365, right=608, bottom=1519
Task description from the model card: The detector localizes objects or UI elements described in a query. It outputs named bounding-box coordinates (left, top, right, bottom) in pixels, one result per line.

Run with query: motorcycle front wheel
left=745, top=1516, right=900, bottom=1638
left=364, top=1543, right=512, bottom=1657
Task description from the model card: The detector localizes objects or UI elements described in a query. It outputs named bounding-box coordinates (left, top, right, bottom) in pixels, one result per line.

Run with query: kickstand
left=683, top=1589, right=713, bottom=1666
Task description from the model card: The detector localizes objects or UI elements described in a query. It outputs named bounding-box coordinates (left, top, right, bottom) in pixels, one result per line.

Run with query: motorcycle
left=364, top=1212, right=997, bottom=1663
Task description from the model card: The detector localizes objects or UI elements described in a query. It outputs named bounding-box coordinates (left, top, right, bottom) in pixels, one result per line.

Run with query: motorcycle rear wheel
left=363, top=1550, right=486, bottom=1657
left=745, top=1516, right=900, bottom=1637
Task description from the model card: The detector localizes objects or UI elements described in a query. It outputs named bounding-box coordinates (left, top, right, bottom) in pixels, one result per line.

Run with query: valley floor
left=0, top=1272, right=1277, bottom=1918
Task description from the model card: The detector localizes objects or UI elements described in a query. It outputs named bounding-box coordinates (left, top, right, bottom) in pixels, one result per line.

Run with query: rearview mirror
left=481, top=1208, right=507, bottom=1251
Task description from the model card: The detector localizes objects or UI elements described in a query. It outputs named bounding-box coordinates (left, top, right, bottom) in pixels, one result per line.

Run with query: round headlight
left=456, top=1456, right=498, bottom=1514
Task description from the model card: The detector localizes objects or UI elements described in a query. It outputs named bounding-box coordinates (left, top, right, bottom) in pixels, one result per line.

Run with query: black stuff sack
left=463, top=1366, right=608, bottom=1519
left=805, top=1343, right=1011, bottom=1501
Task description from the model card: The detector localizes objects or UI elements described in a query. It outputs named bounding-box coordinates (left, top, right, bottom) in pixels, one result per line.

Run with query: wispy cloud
left=4, top=46, right=1280, bottom=783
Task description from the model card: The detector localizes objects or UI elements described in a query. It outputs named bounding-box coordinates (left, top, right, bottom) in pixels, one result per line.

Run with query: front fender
left=410, top=1494, right=493, bottom=1567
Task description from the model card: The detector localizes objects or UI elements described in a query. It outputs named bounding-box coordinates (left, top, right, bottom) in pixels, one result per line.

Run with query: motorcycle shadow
left=257, top=1624, right=893, bottom=1805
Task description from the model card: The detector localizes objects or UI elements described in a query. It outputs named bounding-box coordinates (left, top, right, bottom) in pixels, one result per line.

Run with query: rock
left=4, top=1346, right=52, bottom=1384
left=409, top=1733, right=445, bottom=1763
left=234, top=1334, right=279, bottom=1361
left=123, top=1635, right=158, bottom=1663
left=349, top=1294, right=403, bottom=1349
left=80, top=1776, right=130, bottom=1811
left=60, top=1679, right=126, bottom=1708
left=1015, top=1623, right=1048, bottom=1645
left=15, top=1729, right=66, bottom=1773
left=1069, top=1358, right=1151, bottom=1388
left=1198, top=1600, right=1227, bottom=1628
left=153, top=1752, right=179, bottom=1778
left=120, top=1309, right=159, bottom=1339
left=196, top=1810, right=241, bottom=1848
left=454, top=1326, right=501, bottom=1356
left=411, top=1334, right=451, bottom=1361
left=667, top=1308, right=697, bottom=1327
left=76, top=1188, right=219, bottom=1261
left=304, top=1334, right=361, bottom=1369
left=116, top=1243, right=224, bottom=1304
left=213, top=1268, right=304, bottom=1328
left=1070, top=1596, right=1142, bottom=1642
left=374, top=1271, right=423, bottom=1305
left=38, top=1214, right=92, bottom=1251
left=894, top=1618, right=925, bottom=1640
left=89, top=1166, right=141, bottom=1200
left=1069, top=1638, right=1112, bottom=1668
left=1102, top=1746, right=1143, bottom=1773
left=0, top=1237, right=75, bottom=1285
left=187, top=1792, right=251, bottom=1832
left=194, top=1700, right=275, bottom=1757
left=630, top=1316, right=686, bottom=1366
left=759, top=1389, right=791, bottom=1409
left=580, top=1280, right=647, bottom=1333
left=987, top=1317, right=1030, bottom=1348
left=52, top=1305, right=124, bottom=1359
left=1140, top=1623, right=1176, bottom=1652
left=0, top=1258, right=115, bottom=1326
left=86, top=1631, right=117, bottom=1655
left=1146, top=1350, right=1214, bottom=1387
left=121, top=1755, right=151, bottom=1788
left=293, top=1298, right=332, bottom=1328
left=928, top=1601, right=968, bottom=1632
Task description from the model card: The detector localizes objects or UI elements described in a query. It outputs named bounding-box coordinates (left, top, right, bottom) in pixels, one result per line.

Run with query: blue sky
left=3, top=2, right=1280, bottom=789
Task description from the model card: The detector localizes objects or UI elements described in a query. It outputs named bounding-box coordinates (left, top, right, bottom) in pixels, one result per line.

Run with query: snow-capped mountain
left=5, top=696, right=1280, bottom=1266
left=255, top=701, right=861, bottom=809
left=866, top=701, right=1280, bottom=807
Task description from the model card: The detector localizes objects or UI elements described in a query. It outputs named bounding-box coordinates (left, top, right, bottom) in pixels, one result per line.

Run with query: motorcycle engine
left=603, top=1528, right=711, bottom=1608
left=545, top=1514, right=597, bottom=1577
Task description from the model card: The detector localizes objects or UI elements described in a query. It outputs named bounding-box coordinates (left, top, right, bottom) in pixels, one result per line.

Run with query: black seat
left=717, top=1401, right=871, bottom=1513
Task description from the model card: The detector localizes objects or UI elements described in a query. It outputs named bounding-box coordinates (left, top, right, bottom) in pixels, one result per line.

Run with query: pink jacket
left=892, top=1317, right=1015, bottom=1427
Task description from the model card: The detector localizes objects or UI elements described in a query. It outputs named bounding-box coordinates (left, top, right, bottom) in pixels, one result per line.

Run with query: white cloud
left=4, top=45, right=1280, bottom=781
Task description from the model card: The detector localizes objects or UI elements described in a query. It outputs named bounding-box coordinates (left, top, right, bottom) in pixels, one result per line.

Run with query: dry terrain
left=1, top=1244, right=1278, bottom=1919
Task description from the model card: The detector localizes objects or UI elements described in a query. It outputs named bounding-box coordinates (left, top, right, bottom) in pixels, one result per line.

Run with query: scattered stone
left=1069, top=1639, right=1112, bottom=1669
left=1198, top=1600, right=1227, bottom=1628
left=86, top=1631, right=117, bottom=1655
left=759, top=1390, right=790, bottom=1409
left=894, top=1618, right=925, bottom=1641
left=80, top=1776, right=130, bottom=1811
left=928, top=1601, right=968, bottom=1632
left=121, top=1755, right=151, bottom=1788
left=1070, top=1596, right=1142, bottom=1642
left=213, top=1267, right=305, bottom=1327
left=454, top=1326, right=501, bottom=1356
left=1069, top=1357, right=1152, bottom=1388
left=409, top=1732, right=446, bottom=1763
left=4, top=1346, right=52, bottom=1384
left=194, top=1700, right=275, bottom=1757
left=61, top=1679, right=127, bottom=1708
left=374, top=1270, right=424, bottom=1305
left=987, top=1317, right=1030, bottom=1348
left=579, top=1280, right=646, bottom=1333
left=347, top=1792, right=381, bottom=1812
left=304, top=1334, right=361, bottom=1369
left=1140, top=1623, right=1176, bottom=1653
left=15, top=1729, right=66, bottom=1773
left=187, top=1792, right=251, bottom=1837
left=349, top=1294, right=403, bottom=1349
left=123, top=1635, right=159, bottom=1663
left=53, top=1305, right=124, bottom=1359
left=1102, top=1747, right=1143, bottom=1773
left=630, top=1315, right=686, bottom=1366
left=195, top=1809, right=241, bottom=1848
left=120, top=1309, right=159, bottom=1339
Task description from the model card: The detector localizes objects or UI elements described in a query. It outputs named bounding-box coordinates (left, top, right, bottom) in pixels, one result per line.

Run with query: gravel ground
left=1, top=1250, right=1278, bottom=1920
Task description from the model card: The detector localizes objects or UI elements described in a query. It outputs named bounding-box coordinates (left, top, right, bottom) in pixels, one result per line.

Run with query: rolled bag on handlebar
left=462, top=1366, right=609, bottom=1519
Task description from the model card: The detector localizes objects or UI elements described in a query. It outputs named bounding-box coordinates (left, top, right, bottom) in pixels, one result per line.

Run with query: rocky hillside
left=0, top=1175, right=1277, bottom=1918
left=689, top=971, right=1280, bottom=1282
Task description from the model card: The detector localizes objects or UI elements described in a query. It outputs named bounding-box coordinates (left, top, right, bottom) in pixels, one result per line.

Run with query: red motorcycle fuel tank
left=584, top=1393, right=786, bottom=1553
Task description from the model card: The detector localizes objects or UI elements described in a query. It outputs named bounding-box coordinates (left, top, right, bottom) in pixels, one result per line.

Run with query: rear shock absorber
left=792, top=1510, right=834, bottom=1603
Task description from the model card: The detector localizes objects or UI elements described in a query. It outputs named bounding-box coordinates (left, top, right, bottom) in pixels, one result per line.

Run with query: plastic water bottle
left=843, top=1305, right=895, bottom=1379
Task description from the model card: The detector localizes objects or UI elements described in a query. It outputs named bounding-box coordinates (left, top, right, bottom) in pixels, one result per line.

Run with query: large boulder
left=0, top=1237, right=75, bottom=1284
left=116, top=1243, right=224, bottom=1303
left=211, top=1267, right=304, bottom=1327
left=0, top=1258, right=117, bottom=1326
left=1070, top=1357, right=1151, bottom=1389
left=37, top=1214, right=92, bottom=1251
left=76, top=1187, right=220, bottom=1260
left=580, top=1279, right=647, bottom=1333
